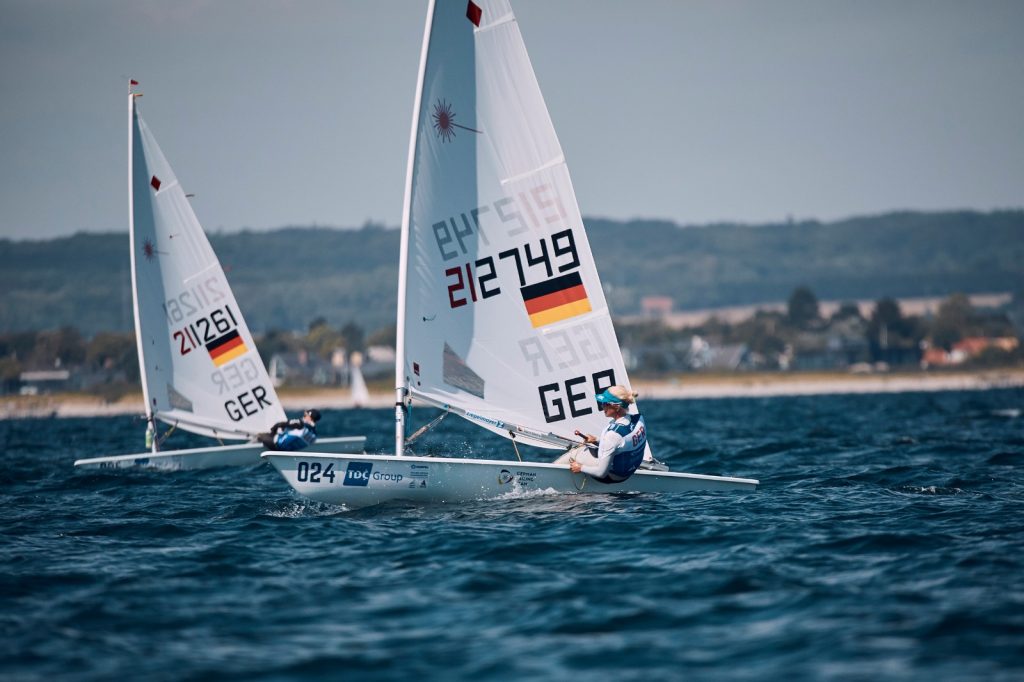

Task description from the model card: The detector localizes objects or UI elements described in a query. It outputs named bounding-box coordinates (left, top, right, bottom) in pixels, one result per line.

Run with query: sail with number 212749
left=263, top=0, right=757, bottom=507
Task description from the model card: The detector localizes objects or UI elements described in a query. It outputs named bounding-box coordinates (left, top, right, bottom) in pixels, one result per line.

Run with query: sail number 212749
left=446, top=229, right=579, bottom=308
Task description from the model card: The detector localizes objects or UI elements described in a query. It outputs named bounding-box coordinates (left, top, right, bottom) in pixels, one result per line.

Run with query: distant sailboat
left=75, top=83, right=365, bottom=470
left=349, top=353, right=370, bottom=408
left=263, top=0, right=756, bottom=506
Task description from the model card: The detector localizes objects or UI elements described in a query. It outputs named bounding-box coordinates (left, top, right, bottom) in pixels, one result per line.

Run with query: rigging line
left=565, top=444, right=589, bottom=491
left=406, top=409, right=449, bottom=445
left=156, top=421, right=178, bottom=448
left=509, top=431, right=522, bottom=462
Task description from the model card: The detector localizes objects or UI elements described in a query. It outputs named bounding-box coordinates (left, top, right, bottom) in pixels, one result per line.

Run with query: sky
left=1, top=0, right=1022, bottom=240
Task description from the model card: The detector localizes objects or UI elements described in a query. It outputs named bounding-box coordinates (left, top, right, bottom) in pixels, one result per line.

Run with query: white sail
left=400, top=0, right=638, bottom=449
left=350, top=362, right=370, bottom=408
left=129, top=94, right=286, bottom=440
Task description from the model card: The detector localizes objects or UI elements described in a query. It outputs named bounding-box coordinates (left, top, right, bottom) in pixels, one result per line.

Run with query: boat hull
left=262, top=452, right=758, bottom=509
left=73, top=436, right=366, bottom=471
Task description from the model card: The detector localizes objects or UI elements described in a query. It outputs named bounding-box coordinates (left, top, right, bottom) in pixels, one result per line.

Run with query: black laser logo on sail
left=432, top=99, right=481, bottom=143
left=142, top=239, right=167, bottom=261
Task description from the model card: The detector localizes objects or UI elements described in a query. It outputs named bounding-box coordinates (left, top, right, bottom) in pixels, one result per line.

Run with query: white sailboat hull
left=74, top=436, right=366, bottom=471
left=262, top=452, right=758, bottom=509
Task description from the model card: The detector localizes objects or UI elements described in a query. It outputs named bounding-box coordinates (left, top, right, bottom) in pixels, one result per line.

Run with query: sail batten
left=477, top=12, right=515, bottom=31
left=499, top=157, right=567, bottom=186
left=182, top=263, right=220, bottom=284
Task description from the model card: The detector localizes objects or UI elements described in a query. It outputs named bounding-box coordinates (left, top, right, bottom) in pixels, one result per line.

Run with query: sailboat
left=349, top=354, right=370, bottom=408
left=74, top=84, right=365, bottom=470
left=262, top=0, right=757, bottom=506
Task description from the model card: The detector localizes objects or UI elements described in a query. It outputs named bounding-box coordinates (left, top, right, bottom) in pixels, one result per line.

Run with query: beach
left=3, top=369, right=1022, bottom=420
left=638, top=368, right=1024, bottom=399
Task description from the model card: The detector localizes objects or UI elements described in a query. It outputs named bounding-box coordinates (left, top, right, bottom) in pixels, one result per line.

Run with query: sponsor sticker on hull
left=344, top=462, right=373, bottom=487
left=409, top=463, right=430, bottom=489
left=342, top=461, right=407, bottom=487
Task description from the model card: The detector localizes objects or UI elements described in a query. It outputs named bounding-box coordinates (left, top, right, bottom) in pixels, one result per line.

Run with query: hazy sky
left=1, top=0, right=1022, bottom=240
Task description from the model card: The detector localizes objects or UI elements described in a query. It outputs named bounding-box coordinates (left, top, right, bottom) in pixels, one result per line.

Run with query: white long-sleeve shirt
left=578, top=416, right=631, bottom=479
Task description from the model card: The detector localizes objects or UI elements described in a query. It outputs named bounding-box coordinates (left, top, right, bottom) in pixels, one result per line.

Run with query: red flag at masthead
left=466, top=1, right=482, bottom=27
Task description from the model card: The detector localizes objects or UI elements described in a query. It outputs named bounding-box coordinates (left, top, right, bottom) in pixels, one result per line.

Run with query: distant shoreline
left=636, top=369, right=1024, bottom=399
left=2, top=369, right=1021, bottom=420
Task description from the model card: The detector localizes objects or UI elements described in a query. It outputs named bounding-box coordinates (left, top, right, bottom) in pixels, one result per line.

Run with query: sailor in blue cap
left=569, top=385, right=649, bottom=483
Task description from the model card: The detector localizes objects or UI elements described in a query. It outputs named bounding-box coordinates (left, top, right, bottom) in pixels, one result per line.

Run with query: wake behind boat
left=264, top=0, right=757, bottom=504
left=75, top=83, right=365, bottom=471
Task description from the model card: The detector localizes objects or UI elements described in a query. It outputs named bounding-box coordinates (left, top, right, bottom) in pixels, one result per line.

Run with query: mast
left=127, top=80, right=157, bottom=453
left=394, top=0, right=437, bottom=457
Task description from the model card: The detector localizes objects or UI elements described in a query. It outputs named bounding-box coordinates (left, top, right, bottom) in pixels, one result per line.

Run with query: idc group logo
left=344, top=462, right=373, bottom=487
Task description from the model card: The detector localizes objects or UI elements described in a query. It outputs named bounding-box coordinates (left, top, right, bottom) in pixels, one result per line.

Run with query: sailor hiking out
left=563, top=385, right=647, bottom=483
left=257, top=409, right=321, bottom=452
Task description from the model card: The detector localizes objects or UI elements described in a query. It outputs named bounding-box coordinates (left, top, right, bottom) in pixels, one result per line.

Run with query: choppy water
left=2, top=389, right=1024, bottom=681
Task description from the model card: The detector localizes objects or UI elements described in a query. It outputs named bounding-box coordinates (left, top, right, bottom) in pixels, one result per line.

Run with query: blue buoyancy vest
left=597, top=414, right=647, bottom=482
left=275, top=423, right=317, bottom=451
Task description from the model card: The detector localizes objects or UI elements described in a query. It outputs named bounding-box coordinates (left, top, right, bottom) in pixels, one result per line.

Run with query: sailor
left=256, top=408, right=321, bottom=451
left=568, top=385, right=648, bottom=483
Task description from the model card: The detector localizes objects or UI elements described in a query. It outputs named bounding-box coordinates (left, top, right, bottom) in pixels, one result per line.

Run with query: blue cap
left=595, top=389, right=626, bottom=407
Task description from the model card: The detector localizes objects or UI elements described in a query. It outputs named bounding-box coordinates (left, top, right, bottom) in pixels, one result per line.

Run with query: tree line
left=2, top=210, right=1021, bottom=335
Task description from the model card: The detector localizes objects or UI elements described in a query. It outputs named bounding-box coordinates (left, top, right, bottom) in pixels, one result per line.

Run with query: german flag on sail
left=521, top=272, right=592, bottom=328
left=206, top=329, right=248, bottom=367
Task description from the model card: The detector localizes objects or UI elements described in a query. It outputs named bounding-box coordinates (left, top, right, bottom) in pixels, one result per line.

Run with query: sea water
left=2, top=389, right=1023, bottom=681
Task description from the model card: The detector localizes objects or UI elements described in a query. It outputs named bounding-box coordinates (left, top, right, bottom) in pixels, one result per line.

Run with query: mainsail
left=398, top=0, right=641, bottom=450
left=129, top=91, right=286, bottom=440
